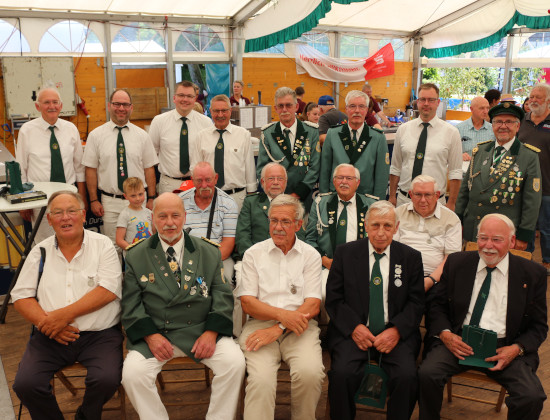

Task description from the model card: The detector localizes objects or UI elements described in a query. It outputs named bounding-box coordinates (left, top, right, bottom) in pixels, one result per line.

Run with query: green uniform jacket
left=235, top=192, right=305, bottom=259
left=256, top=120, right=321, bottom=201
left=306, top=192, right=377, bottom=259
left=319, top=123, right=389, bottom=199
left=122, top=232, right=233, bottom=362
left=455, top=138, right=542, bottom=242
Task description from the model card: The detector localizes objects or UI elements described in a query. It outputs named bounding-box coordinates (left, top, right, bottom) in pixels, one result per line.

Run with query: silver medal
left=290, top=285, right=297, bottom=294
left=190, top=286, right=197, bottom=295
left=395, top=279, right=402, bottom=287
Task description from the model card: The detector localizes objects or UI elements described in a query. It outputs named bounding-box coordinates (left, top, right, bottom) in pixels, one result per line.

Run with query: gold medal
left=169, top=261, right=178, bottom=271
left=373, top=277, right=382, bottom=286
left=182, top=129, right=187, bottom=136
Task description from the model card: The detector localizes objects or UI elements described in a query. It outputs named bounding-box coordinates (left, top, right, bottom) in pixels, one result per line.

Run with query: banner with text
left=295, top=43, right=395, bottom=83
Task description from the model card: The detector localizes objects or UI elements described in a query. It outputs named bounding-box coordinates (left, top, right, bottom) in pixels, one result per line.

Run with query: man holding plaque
left=418, top=213, right=548, bottom=420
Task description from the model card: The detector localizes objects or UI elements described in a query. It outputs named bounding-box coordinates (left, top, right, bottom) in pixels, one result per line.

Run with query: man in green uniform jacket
left=319, top=90, right=389, bottom=199
left=121, top=193, right=245, bottom=420
left=456, top=103, right=542, bottom=248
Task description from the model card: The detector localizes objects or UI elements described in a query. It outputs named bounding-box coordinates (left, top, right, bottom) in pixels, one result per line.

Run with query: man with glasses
left=16, top=87, right=87, bottom=243
left=150, top=80, right=213, bottom=194
left=456, top=103, right=541, bottom=249
left=83, top=89, right=157, bottom=251
left=193, top=94, right=256, bottom=210
left=389, top=83, right=462, bottom=210
left=237, top=194, right=324, bottom=419
left=419, top=214, right=547, bottom=420
left=257, top=87, right=320, bottom=206
left=12, top=191, right=123, bottom=420
left=319, top=90, right=390, bottom=199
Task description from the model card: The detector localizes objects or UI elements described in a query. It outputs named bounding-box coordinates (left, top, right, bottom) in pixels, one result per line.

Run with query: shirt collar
left=368, top=240, right=391, bottom=257
left=267, top=235, right=302, bottom=255
left=476, top=253, right=509, bottom=276
left=406, top=200, right=441, bottom=219
left=497, top=137, right=515, bottom=151
left=108, top=120, right=129, bottom=130
left=159, top=233, right=185, bottom=256
left=347, top=123, right=364, bottom=138
left=39, top=116, right=58, bottom=130
left=417, top=115, right=439, bottom=127
left=337, top=193, right=356, bottom=206
left=280, top=119, right=297, bottom=137
left=212, top=122, right=233, bottom=134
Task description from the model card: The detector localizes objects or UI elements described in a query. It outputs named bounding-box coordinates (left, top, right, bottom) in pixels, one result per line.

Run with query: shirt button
left=166, top=320, right=170, bottom=324
left=478, top=203, right=482, bottom=207
left=187, top=321, right=192, bottom=325
left=187, top=304, right=191, bottom=308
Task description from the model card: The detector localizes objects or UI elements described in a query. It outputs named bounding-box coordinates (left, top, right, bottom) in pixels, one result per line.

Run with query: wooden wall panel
left=116, top=68, right=166, bottom=89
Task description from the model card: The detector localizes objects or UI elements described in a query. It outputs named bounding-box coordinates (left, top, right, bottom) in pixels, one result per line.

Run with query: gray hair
left=362, top=83, right=372, bottom=92
left=268, top=194, right=304, bottom=221
left=46, top=190, right=84, bottom=213
left=410, top=174, right=439, bottom=192
left=477, top=213, right=516, bottom=238
left=36, top=87, right=62, bottom=104
left=261, top=162, right=287, bottom=181
left=531, top=83, right=550, bottom=102
left=345, top=90, right=369, bottom=107
left=210, top=94, right=231, bottom=107
left=333, top=163, right=360, bottom=181
left=365, top=200, right=397, bottom=225
left=274, top=87, right=297, bottom=105
left=234, top=80, right=244, bottom=88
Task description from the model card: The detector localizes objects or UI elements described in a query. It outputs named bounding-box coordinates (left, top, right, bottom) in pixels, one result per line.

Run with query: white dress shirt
left=279, top=120, right=298, bottom=149
left=192, top=123, right=257, bottom=192
left=463, top=255, right=509, bottom=338
left=149, top=109, right=213, bottom=178
left=16, top=116, right=85, bottom=184
left=390, top=116, right=463, bottom=192
left=159, top=234, right=185, bottom=288
left=82, top=121, right=158, bottom=194
left=11, top=230, right=122, bottom=331
left=368, top=242, right=390, bottom=325
left=337, top=193, right=357, bottom=243
left=238, top=237, right=322, bottom=311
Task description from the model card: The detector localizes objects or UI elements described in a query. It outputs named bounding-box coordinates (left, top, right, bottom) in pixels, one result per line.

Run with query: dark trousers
left=13, top=327, right=123, bottom=420
left=328, top=338, right=418, bottom=420
left=418, top=342, right=546, bottom=420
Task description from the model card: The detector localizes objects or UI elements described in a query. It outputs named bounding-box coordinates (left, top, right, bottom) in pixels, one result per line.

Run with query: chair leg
left=119, top=385, right=126, bottom=420
left=495, top=386, right=506, bottom=412
left=325, top=395, right=331, bottom=420
left=55, top=371, right=78, bottom=396
left=157, top=372, right=166, bottom=391
left=204, top=365, right=211, bottom=388
left=447, top=379, right=453, bottom=403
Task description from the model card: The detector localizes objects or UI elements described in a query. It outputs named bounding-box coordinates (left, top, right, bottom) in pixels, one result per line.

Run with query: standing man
left=518, top=83, right=550, bottom=272
left=257, top=87, right=320, bottom=204
left=419, top=214, right=547, bottom=420
left=193, top=94, right=256, bottom=210
left=16, top=87, right=86, bottom=243
left=238, top=194, right=325, bottom=420
left=456, top=103, right=541, bottom=249
left=389, top=83, right=462, bottom=210
left=12, top=191, right=123, bottom=420
left=82, top=89, right=158, bottom=249
left=485, top=89, right=501, bottom=108
left=295, top=86, right=306, bottom=114
left=121, top=193, right=245, bottom=420
left=326, top=200, right=424, bottom=420
left=319, top=90, right=390, bottom=199
left=150, top=80, right=213, bottom=194
left=318, top=95, right=348, bottom=146
left=456, top=96, right=494, bottom=162
left=362, top=83, right=394, bottom=127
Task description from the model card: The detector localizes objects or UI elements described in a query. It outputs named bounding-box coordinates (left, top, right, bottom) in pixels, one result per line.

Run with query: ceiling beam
left=232, top=0, right=270, bottom=26
left=315, top=25, right=413, bottom=38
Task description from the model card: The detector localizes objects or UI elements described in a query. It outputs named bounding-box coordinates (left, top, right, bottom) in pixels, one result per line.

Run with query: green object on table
left=5, top=161, right=25, bottom=194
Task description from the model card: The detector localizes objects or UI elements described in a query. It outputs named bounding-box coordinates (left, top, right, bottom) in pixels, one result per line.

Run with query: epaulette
left=201, top=237, right=221, bottom=247
left=126, top=238, right=147, bottom=251
left=245, top=192, right=260, bottom=198
left=330, top=122, right=345, bottom=128
left=261, top=121, right=277, bottom=131
left=303, top=120, right=319, bottom=129
left=364, top=193, right=379, bottom=200
left=523, top=143, right=541, bottom=153
left=370, top=127, right=384, bottom=134
left=318, top=192, right=333, bottom=196
left=315, top=191, right=333, bottom=203
left=476, top=140, right=493, bottom=146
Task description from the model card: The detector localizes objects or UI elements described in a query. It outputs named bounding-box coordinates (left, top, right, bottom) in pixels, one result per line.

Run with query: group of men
left=9, top=79, right=550, bottom=420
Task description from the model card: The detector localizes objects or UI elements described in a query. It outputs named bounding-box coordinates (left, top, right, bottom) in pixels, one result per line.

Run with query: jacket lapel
left=258, top=193, right=269, bottom=217
left=455, top=252, right=480, bottom=327
left=338, top=124, right=353, bottom=161
left=350, top=124, right=372, bottom=164
left=356, top=239, right=371, bottom=320
left=327, top=193, right=339, bottom=253
left=505, top=253, right=527, bottom=342
left=355, top=193, right=367, bottom=240
left=178, top=231, right=199, bottom=299
left=148, top=234, right=180, bottom=298
left=270, top=123, right=292, bottom=163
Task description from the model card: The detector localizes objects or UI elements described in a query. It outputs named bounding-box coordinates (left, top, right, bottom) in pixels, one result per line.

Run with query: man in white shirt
left=238, top=194, right=325, bottom=420
left=149, top=80, right=213, bottom=194
left=82, top=89, right=158, bottom=249
left=11, top=191, right=123, bottom=420
left=16, top=87, right=86, bottom=242
left=389, top=83, right=462, bottom=210
left=193, top=94, right=256, bottom=210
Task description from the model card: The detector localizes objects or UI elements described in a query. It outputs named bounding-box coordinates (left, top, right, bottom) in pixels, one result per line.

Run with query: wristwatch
left=278, top=323, right=286, bottom=331
left=428, top=275, right=438, bottom=285
left=516, top=343, right=525, bottom=356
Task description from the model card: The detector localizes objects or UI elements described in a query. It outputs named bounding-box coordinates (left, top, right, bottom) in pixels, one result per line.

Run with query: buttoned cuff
left=516, top=227, right=534, bottom=243
left=205, top=313, right=233, bottom=337
left=125, top=317, right=159, bottom=344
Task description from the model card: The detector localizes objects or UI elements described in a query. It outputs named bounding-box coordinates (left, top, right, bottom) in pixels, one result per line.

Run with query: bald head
left=153, top=192, right=184, bottom=213
left=470, top=96, right=490, bottom=123
left=153, top=193, right=186, bottom=245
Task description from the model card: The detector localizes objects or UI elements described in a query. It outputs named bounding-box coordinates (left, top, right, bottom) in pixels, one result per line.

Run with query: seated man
left=12, top=191, right=123, bottom=420
left=121, top=193, right=245, bottom=420
left=238, top=194, right=325, bottom=420
left=419, top=214, right=547, bottom=420
left=326, top=200, right=424, bottom=420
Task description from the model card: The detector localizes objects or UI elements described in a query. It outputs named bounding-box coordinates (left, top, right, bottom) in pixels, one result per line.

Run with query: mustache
left=162, top=225, right=178, bottom=231
left=272, top=229, right=286, bottom=235
left=199, top=187, right=213, bottom=194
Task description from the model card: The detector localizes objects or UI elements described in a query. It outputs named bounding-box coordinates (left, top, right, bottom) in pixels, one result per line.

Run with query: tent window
left=518, top=32, right=550, bottom=58
left=340, top=34, right=369, bottom=58
left=378, top=38, right=405, bottom=60
left=0, top=20, right=30, bottom=53
left=175, top=24, right=225, bottom=52
left=256, top=44, right=285, bottom=54
left=112, top=23, right=166, bottom=53
left=39, top=20, right=102, bottom=53
left=298, top=32, right=329, bottom=55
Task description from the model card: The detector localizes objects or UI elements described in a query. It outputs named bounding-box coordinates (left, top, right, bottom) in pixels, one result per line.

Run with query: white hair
left=365, top=200, right=397, bottom=225
left=261, top=162, right=287, bottom=181
left=478, top=213, right=516, bottom=238
left=333, top=163, right=360, bottom=180
left=345, top=90, right=369, bottom=107
left=410, top=174, right=439, bottom=192
left=268, top=194, right=304, bottom=221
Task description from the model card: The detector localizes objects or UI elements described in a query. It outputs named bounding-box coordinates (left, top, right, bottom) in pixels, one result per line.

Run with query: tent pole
left=103, top=21, right=113, bottom=120
left=502, top=34, right=514, bottom=93
left=411, top=36, right=423, bottom=94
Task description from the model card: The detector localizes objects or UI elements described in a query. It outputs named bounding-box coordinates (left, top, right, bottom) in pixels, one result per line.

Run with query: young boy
left=116, top=177, right=154, bottom=257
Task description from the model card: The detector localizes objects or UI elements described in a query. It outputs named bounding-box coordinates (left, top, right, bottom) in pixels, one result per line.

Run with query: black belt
left=399, top=188, right=444, bottom=199
left=164, top=174, right=191, bottom=181
left=99, top=190, right=124, bottom=199
left=223, top=187, right=245, bottom=195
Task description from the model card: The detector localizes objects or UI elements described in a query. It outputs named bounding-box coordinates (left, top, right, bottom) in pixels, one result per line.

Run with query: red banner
left=363, top=43, right=395, bottom=81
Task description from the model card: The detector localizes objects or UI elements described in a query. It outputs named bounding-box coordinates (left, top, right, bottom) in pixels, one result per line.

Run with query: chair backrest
left=464, top=241, right=532, bottom=260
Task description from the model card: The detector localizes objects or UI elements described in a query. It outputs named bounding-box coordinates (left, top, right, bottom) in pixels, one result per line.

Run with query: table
left=0, top=182, right=77, bottom=323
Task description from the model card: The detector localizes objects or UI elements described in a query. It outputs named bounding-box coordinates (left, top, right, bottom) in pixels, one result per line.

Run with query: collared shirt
left=180, top=187, right=238, bottom=243
left=16, top=116, right=85, bottom=184
left=518, top=111, right=550, bottom=195
left=82, top=121, right=158, bottom=194
left=149, top=109, right=213, bottom=178
left=192, top=122, right=257, bottom=192
left=456, top=117, right=494, bottom=156
left=463, top=255, right=509, bottom=338
left=11, top=230, right=122, bottom=331
left=391, top=116, right=463, bottom=192
left=347, top=123, right=364, bottom=142
left=394, top=201, right=462, bottom=275
left=159, top=234, right=185, bottom=287
left=368, top=242, right=390, bottom=324
left=238, top=237, right=322, bottom=311
left=279, top=119, right=298, bottom=148
left=337, top=193, right=357, bottom=243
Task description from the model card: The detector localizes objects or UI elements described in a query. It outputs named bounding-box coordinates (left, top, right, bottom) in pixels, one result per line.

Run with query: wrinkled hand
left=322, top=256, right=333, bottom=270
left=245, top=325, right=282, bottom=352
left=191, top=331, right=218, bottom=359
left=146, top=198, right=154, bottom=211
left=91, top=200, right=104, bottom=217
left=352, top=324, right=376, bottom=351
left=486, top=345, right=521, bottom=371
left=462, top=152, right=471, bottom=161
left=278, top=310, right=309, bottom=336
left=373, top=327, right=400, bottom=353
left=19, top=209, right=33, bottom=222
left=53, top=325, right=80, bottom=345
left=37, top=309, right=73, bottom=339
left=514, top=239, right=528, bottom=251
left=440, top=331, right=473, bottom=360
left=145, top=333, right=174, bottom=361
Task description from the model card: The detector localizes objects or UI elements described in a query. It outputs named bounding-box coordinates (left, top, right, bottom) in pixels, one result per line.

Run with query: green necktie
left=493, top=146, right=505, bottom=166
left=49, top=126, right=66, bottom=183
left=179, top=117, right=189, bottom=174
left=469, top=266, right=496, bottom=326
left=352, top=129, right=358, bottom=147
left=166, top=246, right=181, bottom=284
left=215, top=129, right=226, bottom=188
left=335, top=200, right=350, bottom=247
left=411, top=122, right=430, bottom=180
left=369, top=252, right=386, bottom=335
left=116, top=126, right=128, bottom=192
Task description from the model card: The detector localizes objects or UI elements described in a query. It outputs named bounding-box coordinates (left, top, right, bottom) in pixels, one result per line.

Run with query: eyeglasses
left=111, top=102, right=132, bottom=109
left=211, top=108, right=231, bottom=114
left=492, top=120, right=518, bottom=127
left=346, top=104, right=367, bottom=111
left=417, top=98, right=438, bottom=103
left=275, top=103, right=296, bottom=110
left=477, top=235, right=506, bottom=245
left=265, top=176, right=285, bottom=182
left=40, top=100, right=61, bottom=106
left=49, top=208, right=84, bottom=218
left=334, top=175, right=357, bottom=182
left=411, top=192, right=437, bottom=199
left=268, top=218, right=296, bottom=228
left=175, top=94, right=196, bottom=100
